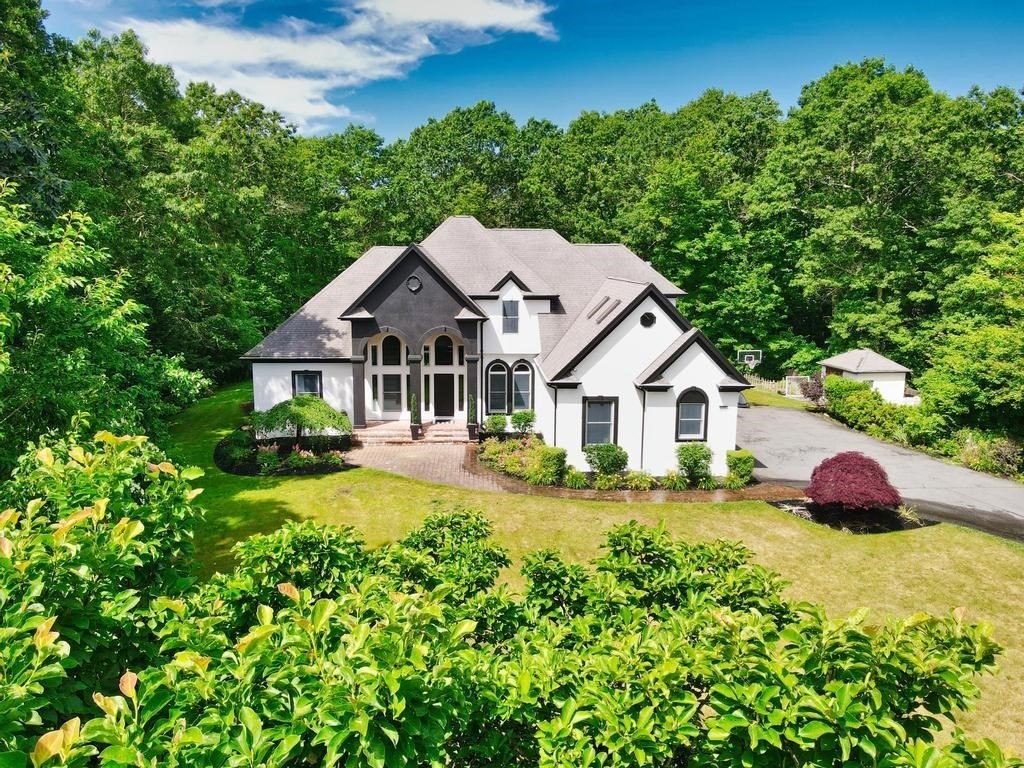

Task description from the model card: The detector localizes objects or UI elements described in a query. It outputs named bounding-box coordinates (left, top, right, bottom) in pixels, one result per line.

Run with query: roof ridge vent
left=595, top=298, right=621, bottom=324
left=586, top=295, right=610, bottom=319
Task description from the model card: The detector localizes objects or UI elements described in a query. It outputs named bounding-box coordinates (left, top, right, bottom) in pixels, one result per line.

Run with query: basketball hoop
left=736, top=349, right=763, bottom=370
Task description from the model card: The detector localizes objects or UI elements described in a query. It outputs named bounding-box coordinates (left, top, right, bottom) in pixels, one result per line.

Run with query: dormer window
left=502, top=300, right=519, bottom=333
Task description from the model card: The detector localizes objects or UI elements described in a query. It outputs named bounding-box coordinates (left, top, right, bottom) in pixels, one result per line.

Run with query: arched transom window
left=435, top=334, right=454, bottom=366
left=381, top=335, right=402, bottom=366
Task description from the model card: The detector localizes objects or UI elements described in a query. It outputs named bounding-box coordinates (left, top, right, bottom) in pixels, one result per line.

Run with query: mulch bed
left=767, top=499, right=938, bottom=534
left=213, top=437, right=352, bottom=477
left=464, top=449, right=805, bottom=503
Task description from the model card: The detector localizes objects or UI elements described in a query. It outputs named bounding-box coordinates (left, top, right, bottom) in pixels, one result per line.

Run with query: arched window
left=486, top=361, right=510, bottom=414
left=381, top=335, right=401, bottom=366
left=676, top=388, right=708, bottom=441
left=512, top=361, right=533, bottom=411
left=435, top=335, right=454, bottom=366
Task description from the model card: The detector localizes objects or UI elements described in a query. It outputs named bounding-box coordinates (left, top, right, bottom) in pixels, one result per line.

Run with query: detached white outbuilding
left=818, top=348, right=916, bottom=405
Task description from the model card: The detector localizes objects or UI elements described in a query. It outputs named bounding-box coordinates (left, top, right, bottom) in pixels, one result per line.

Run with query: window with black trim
left=486, top=362, right=509, bottom=414
left=382, top=374, right=402, bottom=412
left=502, top=300, right=519, bottom=333
left=435, top=334, right=454, bottom=365
left=292, top=371, right=323, bottom=398
left=676, top=389, right=708, bottom=440
left=512, top=362, right=532, bottom=411
left=423, top=345, right=430, bottom=366
left=370, top=345, right=378, bottom=366
left=458, top=345, right=465, bottom=365
left=583, top=398, right=616, bottom=445
left=424, top=375, right=431, bottom=410
left=382, top=335, right=401, bottom=365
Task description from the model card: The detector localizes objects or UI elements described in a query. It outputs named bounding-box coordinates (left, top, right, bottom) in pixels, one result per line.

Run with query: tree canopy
left=2, top=0, right=1023, bottom=471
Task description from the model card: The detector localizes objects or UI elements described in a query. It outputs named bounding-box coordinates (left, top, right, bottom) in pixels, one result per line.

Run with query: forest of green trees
left=2, top=0, right=1022, bottom=472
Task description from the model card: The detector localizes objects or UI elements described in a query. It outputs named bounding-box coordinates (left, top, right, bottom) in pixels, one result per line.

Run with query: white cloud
left=114, top=0, right=554, bottom=131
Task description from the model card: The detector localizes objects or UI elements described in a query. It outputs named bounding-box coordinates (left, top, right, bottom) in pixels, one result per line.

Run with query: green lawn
left=168, top=382, right=1024, bottom=753
left=744, top=387, right=811, bottom=409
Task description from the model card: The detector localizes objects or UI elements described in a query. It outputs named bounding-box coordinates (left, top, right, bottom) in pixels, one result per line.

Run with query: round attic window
left=640, top=312, right=656, bottom=328
left=406, top=275, right=422, bottom=293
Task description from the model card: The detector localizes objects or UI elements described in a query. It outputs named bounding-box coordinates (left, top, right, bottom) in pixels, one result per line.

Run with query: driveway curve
left=738, top=406, right=1024, bottom=539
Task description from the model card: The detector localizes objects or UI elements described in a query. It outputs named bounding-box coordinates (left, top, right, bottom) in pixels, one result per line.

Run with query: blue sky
left=41, top=0, right=1024, bottom=138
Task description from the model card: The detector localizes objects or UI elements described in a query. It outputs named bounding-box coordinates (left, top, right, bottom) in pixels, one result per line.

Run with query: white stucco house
left=819, top=348, right=917, bottom=405
left=243, top=216, right=750, bottom=475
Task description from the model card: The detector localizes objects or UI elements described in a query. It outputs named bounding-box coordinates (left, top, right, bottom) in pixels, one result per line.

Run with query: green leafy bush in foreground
left=0, top=433, right=1019, bottom=768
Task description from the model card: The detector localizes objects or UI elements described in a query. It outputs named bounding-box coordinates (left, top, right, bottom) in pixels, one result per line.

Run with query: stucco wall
left=479, top=283, right=547, bottom=356
left=549, top=296, right=739, bottom=476
left=251, top=362, right=354, bottom=416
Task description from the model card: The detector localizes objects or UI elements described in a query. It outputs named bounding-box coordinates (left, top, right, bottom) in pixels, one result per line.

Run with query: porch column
left=352, top=355, right=366, bottom=428
left=466, top=354, right=479, bottom=426
left=408, top=354, right=422, bottom=421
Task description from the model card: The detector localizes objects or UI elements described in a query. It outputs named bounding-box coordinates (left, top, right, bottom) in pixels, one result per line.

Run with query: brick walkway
left=347, top=443, right=506, bottom=492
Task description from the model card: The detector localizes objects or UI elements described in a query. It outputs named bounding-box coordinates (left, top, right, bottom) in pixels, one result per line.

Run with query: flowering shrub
left=806, top=451, right=903, bottom=510
left=478, top=436, right=565, bottom=486
left=624, top=470, right=657, bottom=491
left=562, top=466, right=589, bottom=489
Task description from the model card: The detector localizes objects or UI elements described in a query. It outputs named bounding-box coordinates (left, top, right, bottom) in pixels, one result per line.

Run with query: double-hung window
left=512, top=363, right=532, bottom=410
left=583, top=397, right=616, bottom=445
left=676, top=389, right=707, bottom=440
left=502, top=300, right=519, bottom=334
left=292, top=371, right=322, bottom=398
left=487, top=363, right=508, bottom=414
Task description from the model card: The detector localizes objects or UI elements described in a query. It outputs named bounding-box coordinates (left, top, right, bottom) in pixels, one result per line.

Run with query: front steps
left=353, top=420, right=471, bottom=446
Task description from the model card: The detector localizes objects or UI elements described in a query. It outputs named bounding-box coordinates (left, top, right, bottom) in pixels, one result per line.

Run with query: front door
left=434, top=373, right=455, bottom=419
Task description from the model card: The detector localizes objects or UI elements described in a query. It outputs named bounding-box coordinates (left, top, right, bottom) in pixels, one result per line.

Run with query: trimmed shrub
left=583, top=443, right=629, bottom=475
left=660, top=470, right=688, bottom=491
left=676, top=442, right=712, bottom=487
left=250, top=395, right=352, bottom=438
left=806, top=451, right=902, bottom=510
left=726, top=449, right=755, bottom=485
left=594, top=472, right=623, bottom=490
left=510, top=409, right=536, bottom=435
left=525, top=445, right=567, bottom=486
left=823, top=374, right=872, bottom=405
left=483, top=414, right=508, bottom=434
left=624, top=470, right=656, bottom=491
left=563, top=466, right=589, bottom=490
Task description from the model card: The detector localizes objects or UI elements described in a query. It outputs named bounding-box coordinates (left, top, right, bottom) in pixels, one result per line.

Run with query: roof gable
left=635, top=329, right=751, bottom=390
left=341, top=243, right=484, bottom=319
left=542, top=280, right=692, bottom=382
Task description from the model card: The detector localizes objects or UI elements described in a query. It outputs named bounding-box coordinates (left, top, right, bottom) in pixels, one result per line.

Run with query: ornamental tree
left=250, top=395, right=352, bottom=439
left=806, top=451, right=902, bottom=510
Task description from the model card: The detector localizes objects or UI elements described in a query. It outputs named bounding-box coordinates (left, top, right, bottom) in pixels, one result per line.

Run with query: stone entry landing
left=353, top=420, right=470, bottom=446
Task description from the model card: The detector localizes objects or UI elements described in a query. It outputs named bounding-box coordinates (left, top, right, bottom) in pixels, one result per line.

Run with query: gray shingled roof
left=819, top=348, right=911, bottom=374
left=633, top=330, right=751, bottom=391
left=540, top=278, right=651, bottom=381
left=242, top=246, right=403, bottom=359
left=243, top=217, right=686, bottom=364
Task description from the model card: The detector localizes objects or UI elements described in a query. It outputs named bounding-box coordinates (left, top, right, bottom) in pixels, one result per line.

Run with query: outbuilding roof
left=818, top=348, right=911, bottom=374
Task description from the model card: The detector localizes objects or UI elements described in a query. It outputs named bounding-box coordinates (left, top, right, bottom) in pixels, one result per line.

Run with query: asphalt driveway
left=737, top=406, right=1024, bottom=539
